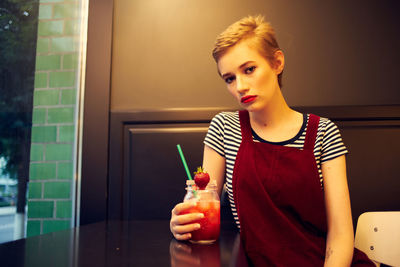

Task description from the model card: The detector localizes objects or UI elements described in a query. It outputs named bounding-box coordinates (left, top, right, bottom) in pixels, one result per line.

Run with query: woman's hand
left=170, top=202, right=204, bottom=240
left=170, top=144, right=225, bottom=240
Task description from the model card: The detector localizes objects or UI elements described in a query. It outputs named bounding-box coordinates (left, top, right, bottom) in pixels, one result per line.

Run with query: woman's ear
left=273, top=50, right=285, bottom=74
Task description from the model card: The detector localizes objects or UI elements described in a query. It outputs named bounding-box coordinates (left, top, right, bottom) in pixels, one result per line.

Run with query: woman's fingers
left=172, top=201, right=196, bottom=215
left=172, top=212, right=204, bottom=226
left=173, top=223, right=201, bottom=240
left=171, top=201, right=203, bottom=227
left=174, top=233, right=192, bottom=241
left=170, top=201, right=204, bottom=239
left=173, top=223, right=201, bottom=235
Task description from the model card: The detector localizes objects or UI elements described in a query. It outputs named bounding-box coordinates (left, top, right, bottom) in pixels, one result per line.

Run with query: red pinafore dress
left=232, top=110, right=374, bottom=266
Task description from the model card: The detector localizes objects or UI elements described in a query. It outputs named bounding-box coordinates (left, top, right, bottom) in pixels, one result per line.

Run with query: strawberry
left=194, top=166, right=210, bottom=190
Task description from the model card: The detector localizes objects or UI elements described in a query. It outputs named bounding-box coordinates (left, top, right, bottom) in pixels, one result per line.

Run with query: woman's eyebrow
left=221, top=61, right=256, bottom=78
left=239, top=61, right=255, bottom=68
left=221, top=72, right=233, bottom=79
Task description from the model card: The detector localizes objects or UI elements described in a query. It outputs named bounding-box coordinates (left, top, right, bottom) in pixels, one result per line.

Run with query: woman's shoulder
left=212, top=111, right=240, bottom=124
left=305, top=113, right=337, bottom=132
left=310, top=114, right=348, bottom=161
left=214, top=110, right=239, bottom=119
left=314, top=115, right=340, bottom=133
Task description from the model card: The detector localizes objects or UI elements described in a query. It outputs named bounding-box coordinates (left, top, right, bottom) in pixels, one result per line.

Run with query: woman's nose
left=235, top=75, right=249, bottom=94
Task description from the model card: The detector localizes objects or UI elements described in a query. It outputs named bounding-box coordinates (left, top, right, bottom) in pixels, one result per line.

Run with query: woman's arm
left=202, top=145, right=226, bottom=196
left=322, top=155, right=354, bottom=267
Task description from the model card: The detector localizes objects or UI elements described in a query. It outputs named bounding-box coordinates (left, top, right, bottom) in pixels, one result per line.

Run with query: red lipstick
left=241, top=95, right=257, bottom=104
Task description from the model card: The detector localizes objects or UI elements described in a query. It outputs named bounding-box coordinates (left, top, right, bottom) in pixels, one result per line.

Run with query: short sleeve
left=204, top=113, right=225, bottom=157
left=320, top=119, right=348, bottom=163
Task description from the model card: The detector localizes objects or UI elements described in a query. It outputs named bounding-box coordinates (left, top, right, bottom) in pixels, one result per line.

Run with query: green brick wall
left=27, top=0, right=82, bottom=237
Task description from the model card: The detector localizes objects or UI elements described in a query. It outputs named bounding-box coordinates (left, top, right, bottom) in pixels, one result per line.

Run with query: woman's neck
left=249, top=89, right=295, bottom=129
left=247, top=89, right=304, bottom=142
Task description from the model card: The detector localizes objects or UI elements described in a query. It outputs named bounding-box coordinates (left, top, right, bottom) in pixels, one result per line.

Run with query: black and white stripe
left=204, top=111, right=348, bottom=228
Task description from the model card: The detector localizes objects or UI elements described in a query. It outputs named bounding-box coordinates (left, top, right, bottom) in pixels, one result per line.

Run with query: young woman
left=170, top=15, right=374, bottom=266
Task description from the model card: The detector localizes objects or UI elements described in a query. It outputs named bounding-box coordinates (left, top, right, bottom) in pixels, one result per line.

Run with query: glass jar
left=182, top=180, right=220, bottom=244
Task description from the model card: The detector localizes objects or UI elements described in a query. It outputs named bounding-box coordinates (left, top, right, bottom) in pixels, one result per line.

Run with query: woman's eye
left=225, top=76, right=235, bottom=84
left=245, top=66, right=256, bottom=74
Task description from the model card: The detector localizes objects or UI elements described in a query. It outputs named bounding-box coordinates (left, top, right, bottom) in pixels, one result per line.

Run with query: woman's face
left=217, top=40, right=283, bottom=113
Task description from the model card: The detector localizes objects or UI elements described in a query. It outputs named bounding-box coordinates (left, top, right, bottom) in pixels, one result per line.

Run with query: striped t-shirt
left=204, top=111, right=348, bottom=228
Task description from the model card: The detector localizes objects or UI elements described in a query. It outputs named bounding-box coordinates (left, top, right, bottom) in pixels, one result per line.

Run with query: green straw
left=177, top=144, right=192, bottom=180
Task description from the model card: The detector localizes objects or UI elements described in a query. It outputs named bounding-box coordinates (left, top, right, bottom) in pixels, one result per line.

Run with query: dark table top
left=0, top=220, right=250, bottom=267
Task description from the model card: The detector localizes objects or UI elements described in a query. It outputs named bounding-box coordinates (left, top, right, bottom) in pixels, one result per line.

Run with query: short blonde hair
left=212, top=15, right=283, bottom=87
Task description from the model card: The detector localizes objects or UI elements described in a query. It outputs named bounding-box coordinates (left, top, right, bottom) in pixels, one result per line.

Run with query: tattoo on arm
left=325, top=247, right=333, bottom=260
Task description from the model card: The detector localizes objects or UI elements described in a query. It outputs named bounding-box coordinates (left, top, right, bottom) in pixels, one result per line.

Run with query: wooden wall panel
left=108, top=106, right=400, bottom=227
left=80, top=0, right=113, bottom=225
left=338, top=121, right=400, bottom=224
left=126, top=124, right=207, bottom=219
left=108, top=108, right=223, bottom=220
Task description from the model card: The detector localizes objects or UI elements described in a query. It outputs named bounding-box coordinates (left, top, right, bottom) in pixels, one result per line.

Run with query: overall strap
left=304, top=114, right=320, bottom=151
left=238, top=110, right=252, bottom=141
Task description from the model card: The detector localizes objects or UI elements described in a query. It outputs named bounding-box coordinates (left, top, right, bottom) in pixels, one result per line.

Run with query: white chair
left=355, top=212, right=400, bottom=267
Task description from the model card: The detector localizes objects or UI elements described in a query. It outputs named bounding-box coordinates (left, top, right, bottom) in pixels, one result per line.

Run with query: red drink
left=181, top=200, right=220, bottom=243
left=181, top=180, right=220, bottom=244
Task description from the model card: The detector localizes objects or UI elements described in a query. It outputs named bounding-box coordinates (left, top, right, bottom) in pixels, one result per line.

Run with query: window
left=0, top=0, right=88, bottom=242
